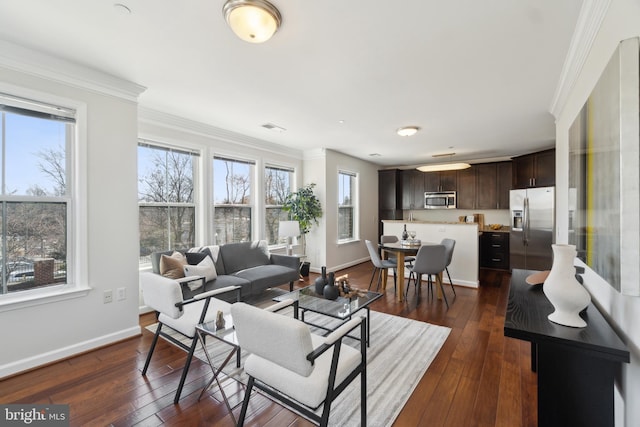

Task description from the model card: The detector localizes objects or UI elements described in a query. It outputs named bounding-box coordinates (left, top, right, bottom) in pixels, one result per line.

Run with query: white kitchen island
left=382, top=220, right=479, bottom=288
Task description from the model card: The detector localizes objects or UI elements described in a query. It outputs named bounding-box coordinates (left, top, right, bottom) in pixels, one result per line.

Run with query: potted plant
left=282, top=183, right=322, bottom=276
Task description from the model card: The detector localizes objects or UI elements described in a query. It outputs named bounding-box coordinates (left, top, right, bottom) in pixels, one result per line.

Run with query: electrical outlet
left=103, top=289, right=113, bottom=304
left=116, top=287, right=126, bottom=301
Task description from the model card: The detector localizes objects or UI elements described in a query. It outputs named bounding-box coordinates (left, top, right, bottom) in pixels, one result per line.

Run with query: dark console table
left=504, top=269, right=629, bottom=427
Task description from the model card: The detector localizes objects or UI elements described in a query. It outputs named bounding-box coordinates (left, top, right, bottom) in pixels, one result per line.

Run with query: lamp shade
left=278, top=220, right=300, bottom=238
left=223, top=0, right=282, bottom=43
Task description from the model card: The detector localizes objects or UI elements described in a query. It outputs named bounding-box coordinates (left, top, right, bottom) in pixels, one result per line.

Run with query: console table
left=504, top=269, right=629, bottom=427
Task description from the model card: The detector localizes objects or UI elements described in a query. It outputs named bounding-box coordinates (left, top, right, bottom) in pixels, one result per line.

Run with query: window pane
left=214, top=157, right=254, bottom=244
left=138, top=146, right=194, bottom=203
left=338, top=172, right=356, bottom=240
left=139, top=205, right=195, bottom=264
left=214, top=206, right=251, bottom=244
left=2, top=202, right=67, bottom=293
left=4, top=112, right=67, bottom=196
left=265, top=166, right=292, bottom=245
left=213, top=158, right=252, bottom=204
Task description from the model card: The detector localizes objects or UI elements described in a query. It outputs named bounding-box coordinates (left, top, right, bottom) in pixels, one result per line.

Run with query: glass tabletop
left=197, top=311, right=238, bottom=345
left=273, top=285, right=382, bottom=320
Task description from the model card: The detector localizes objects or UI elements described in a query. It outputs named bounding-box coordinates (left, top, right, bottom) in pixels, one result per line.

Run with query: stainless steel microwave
left=424, top=191, right=456, bottom=209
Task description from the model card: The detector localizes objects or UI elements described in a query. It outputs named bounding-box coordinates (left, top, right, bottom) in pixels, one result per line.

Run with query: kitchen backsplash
left=405, top=209, right=511, bottom=226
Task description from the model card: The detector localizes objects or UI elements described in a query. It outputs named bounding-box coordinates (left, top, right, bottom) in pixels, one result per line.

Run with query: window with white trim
left=213, top=156, right=254, bottom=244
left=338, top=171, right=357, bottom=241
left=0, top=93, right=73, bottom=295
left=264, top=165, right=293, bottom=245
left=138, top=142, right=197, bottom=265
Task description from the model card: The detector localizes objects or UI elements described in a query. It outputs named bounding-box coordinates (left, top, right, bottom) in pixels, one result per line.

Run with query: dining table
left=379, top=240, right=439, bottom=302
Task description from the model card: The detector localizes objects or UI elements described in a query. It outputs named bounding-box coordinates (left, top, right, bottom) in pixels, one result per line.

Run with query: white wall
left=302, top=149, right=379, bottom=273
left=554, top=0, right=640, bottom=424
left=0, top=49, right=142, bottom=376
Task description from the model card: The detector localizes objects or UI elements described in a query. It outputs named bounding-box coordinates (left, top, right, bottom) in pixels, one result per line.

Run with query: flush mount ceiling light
left=397, top=126, right=420, bottom=137
left=416, top=153, right=471, bottom=172
left=223, top=0, right=282, bottom=43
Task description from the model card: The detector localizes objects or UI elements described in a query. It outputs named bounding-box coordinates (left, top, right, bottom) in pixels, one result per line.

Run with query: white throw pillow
left=184, top=255, right=217, bottom=283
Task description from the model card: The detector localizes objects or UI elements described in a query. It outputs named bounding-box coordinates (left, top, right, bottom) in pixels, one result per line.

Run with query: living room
left=1, top=0, right=640, bottom=426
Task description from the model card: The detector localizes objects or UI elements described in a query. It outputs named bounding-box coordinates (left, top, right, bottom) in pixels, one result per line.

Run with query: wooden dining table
left=379, top=241, right=439, bottom=302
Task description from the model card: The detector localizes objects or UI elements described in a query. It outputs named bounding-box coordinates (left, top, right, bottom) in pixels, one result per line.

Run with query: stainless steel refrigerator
left=510, top=187, right=555, bottom=271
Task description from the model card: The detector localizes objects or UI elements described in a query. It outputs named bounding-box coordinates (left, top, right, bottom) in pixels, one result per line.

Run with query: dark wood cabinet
left=480, top=231, right=509, bottom=270
left=475, top=163, right=497, bottom=209
left=496, top=161, right=512, bottom=209
left=378, top=169, right=402, bottom=237
left=424, top=171, right=456, bottom=192
left=512, top=149, right=555, bottom=188
left=505, top=270, right=629, bottom=427
left=456, top=167, right=476, bottom=209
left=401, top=170, right=424, bottom=210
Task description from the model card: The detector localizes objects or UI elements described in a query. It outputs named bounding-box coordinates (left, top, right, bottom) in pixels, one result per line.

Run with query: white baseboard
left=0, top=326, right=141, bottom=378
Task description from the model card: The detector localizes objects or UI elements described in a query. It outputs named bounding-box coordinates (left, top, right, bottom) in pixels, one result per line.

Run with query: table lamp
left=278, top=220, right=300, bottom=256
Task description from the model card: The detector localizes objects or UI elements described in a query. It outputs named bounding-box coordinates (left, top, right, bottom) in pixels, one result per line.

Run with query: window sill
left=337, top=238, right=360, bottom=246
left=0, top=284, right=92, bottom=313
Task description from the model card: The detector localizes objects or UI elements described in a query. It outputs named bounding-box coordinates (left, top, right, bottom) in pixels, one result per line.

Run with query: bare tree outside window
left=265, top=166, right=292, bottom=245
left=1, top=107, right=71, bottom=294
left=214, top=157, right=254, bottom=244
left=138, top=144, right=196, bottom=264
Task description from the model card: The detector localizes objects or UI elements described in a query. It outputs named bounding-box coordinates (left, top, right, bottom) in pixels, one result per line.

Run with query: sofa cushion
left=220, top=240, right=270, bottom=274
left=188, top=245, right=225, bottom=275
left=160, top=252, right=187, bottom=279
left=184, top=255, right=217, bottom=282
left=233, top=264, right=299, bottom=294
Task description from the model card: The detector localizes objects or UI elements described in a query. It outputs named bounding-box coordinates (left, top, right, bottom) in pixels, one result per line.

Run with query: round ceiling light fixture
left=397, top=126, right=420, bottom=137
left=223, top=0, right=282, bottom=43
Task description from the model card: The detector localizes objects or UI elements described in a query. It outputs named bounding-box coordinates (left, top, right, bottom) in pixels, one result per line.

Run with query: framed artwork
left=568, top=37, right=640, bottom=296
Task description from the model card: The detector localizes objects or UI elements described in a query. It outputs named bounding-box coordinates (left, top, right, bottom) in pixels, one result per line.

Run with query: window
left=0, top=93, right=73, bottom=295
left=213, top=156, right=254, bottom=244
left=338, top=171, right=357, bottom=241
left=138, top=143, right=197, bottom=265
left=264, top=165, right=293, bottom=245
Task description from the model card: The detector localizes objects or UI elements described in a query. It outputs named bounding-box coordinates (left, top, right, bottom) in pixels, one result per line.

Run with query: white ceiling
left=0, top=0, right=583, bottom=167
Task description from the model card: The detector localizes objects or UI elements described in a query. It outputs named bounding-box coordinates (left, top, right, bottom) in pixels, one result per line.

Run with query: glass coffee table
left=273, top=285, right=382, bottom=346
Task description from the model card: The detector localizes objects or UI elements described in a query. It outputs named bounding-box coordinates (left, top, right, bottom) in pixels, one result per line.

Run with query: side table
left=196, top=312, right=241, bottom=424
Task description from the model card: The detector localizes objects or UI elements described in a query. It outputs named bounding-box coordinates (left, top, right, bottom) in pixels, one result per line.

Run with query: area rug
left=147, top=307, right=450, bottom=426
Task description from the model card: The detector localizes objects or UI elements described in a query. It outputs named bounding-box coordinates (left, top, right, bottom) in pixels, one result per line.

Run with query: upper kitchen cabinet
left=475, top=163, right=497, bottom=209
left=378, top=169, right=403, bottom=236
left=512, top=149, right=555, bottom=188
left=456, top=167, right=477, bottom=209
left=401, top=169, right=425, bottom=210
left=424, top=170, right=457, bottom=192
left=496, top=161, right=512, bottom=209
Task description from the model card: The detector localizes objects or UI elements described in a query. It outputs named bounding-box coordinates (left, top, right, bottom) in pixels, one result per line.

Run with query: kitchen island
left=382, top=220, right=479, bottom=288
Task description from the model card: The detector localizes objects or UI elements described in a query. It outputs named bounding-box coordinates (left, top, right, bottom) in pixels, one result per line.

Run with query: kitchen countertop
left=382, top=219, right=510, bottom=233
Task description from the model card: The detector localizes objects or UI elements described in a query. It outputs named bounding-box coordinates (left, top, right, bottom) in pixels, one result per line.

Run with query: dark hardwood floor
left=1, top=264, right=536, bottom=426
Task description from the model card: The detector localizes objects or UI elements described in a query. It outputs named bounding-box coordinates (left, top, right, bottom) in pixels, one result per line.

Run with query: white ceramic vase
left=543, top=244, right=591, bottom=328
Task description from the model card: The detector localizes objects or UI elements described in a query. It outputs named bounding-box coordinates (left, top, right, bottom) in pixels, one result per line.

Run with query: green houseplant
left=282, top=183, right=322, bottom=273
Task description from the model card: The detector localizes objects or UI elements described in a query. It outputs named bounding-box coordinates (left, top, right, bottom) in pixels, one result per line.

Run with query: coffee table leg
left=366, top=307, right=371, bottom=347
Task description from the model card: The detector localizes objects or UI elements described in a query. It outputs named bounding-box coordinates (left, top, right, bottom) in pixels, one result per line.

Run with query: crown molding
left=138, top=106, right=304, bottom=159
left=549, top=0, right=612, bottom=118
left=0, top=39, right=146, bottom=102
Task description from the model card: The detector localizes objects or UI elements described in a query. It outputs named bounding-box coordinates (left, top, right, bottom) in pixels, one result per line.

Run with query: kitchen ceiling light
left=416, top=162, right=471, bottom=172
left=416, top=153, right=471, bottom=172
left=397, top=126, right=419, bottom=137
left=223, top=0, right=282, bottom=43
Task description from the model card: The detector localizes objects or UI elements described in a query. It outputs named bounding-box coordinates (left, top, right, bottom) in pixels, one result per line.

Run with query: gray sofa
left=150, top=240, right=300, bottom=301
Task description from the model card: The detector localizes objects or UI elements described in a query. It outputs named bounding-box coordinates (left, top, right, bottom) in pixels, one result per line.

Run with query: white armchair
left=139, top=272, right=241, bottom=404
left=231, top=301, right=367, bottom=426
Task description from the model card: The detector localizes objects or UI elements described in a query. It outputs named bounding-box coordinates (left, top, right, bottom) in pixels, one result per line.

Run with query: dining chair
left=139, top=272, right=240, bottom=403
left=406, top=244, right=451, bottom=308
left=441, top=238, right=457, bottom=296
left=232, top=301, right=367, bottom=427
left=365, top=239, right=397, bottom=292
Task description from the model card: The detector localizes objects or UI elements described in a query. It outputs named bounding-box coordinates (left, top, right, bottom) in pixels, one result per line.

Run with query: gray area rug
left=147, top=296, right=450, bottom=426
